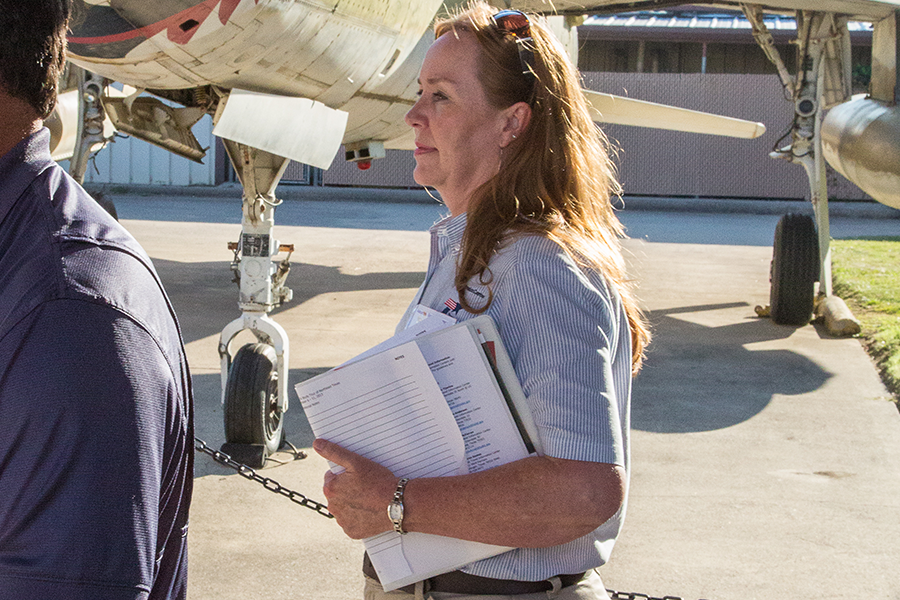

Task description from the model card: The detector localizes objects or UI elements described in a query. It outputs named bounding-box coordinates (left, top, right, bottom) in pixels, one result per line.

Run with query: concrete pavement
left=112, top=190, right=900, bottom=600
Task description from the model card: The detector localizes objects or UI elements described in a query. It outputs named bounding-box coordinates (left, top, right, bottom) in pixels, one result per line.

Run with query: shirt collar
left=430, top=211, right=468, bottom=256
left=0, top=128, right=53, bottom=226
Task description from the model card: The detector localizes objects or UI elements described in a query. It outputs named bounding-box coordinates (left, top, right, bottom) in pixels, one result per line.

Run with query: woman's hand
left=315, top=438, right=625, bottom=547
left=313, top=438, right=399, bottom=539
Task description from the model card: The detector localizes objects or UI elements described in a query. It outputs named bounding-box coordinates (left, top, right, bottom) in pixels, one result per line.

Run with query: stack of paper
left=294, top=315, right=541, bottom=591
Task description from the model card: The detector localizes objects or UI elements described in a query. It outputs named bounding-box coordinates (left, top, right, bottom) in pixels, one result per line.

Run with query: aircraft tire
left=770, top=213, right=819, bottom=326
left=223, top=342, right=285, bottom=460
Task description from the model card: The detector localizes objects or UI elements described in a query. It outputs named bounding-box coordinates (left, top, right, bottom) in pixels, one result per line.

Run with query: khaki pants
left=363, top=570, right=611, bottom=600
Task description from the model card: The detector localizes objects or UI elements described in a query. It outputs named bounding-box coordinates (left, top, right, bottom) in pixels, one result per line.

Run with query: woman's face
left=405, top=30, right=510, bottom=216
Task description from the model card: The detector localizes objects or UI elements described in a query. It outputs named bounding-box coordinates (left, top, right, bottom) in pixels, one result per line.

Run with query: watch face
left=388, top=502, right=403, bottom=522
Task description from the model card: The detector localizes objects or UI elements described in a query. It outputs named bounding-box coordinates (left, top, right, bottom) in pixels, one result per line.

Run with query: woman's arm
left=315, top=438, right=625, bottom=548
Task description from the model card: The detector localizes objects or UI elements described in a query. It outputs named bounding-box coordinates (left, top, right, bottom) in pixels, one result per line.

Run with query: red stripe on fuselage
left=218, top=0, right=244, bottom=25
left=68, top=0, right=256, bottom=46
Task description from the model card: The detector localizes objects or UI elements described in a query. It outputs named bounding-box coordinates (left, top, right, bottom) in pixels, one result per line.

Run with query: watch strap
left=388, top=477, right=410, bottom=535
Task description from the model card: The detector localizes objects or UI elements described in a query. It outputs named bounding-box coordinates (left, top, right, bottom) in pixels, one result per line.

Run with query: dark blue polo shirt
left=0, top=129, right=193, bottom=599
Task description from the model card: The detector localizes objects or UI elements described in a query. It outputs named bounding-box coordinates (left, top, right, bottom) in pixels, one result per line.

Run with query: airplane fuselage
left=67, top=0, right=448, bottom=145
left=65, top=0, right=900, bottom=209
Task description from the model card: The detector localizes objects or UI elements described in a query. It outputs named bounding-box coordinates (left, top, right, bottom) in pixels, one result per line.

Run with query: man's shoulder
left=0, top=164, right=66, bottom=338
left=1, top=165, right=180, bottom=358
left=59, top=239, right=185, bottom=382
left=41, top=164, right=141, bottom=251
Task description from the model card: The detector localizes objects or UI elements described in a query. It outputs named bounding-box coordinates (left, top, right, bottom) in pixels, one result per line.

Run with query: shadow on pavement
left=633, top=302, right=832, bottom=433
left=152, top=258, right=425, bottom=344
left=192, top=299, right=836, bottom=475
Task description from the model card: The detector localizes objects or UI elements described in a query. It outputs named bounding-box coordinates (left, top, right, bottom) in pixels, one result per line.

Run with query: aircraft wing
left=506, top=0, right=900, bottom=21
left=379, top=90, right=767, bottom=150
left=584, top=90, right=766, bottom=138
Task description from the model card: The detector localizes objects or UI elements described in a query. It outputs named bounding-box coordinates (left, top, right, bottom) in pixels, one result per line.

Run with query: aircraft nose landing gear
left=218, top=139, right=295, bottom=468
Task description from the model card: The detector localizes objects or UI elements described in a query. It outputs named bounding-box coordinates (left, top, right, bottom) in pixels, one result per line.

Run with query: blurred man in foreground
left=0, top=2, right=194, bottom=598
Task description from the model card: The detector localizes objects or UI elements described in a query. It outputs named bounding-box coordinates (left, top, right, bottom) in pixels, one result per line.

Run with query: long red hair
left=434, top=2, right=650, bottom=374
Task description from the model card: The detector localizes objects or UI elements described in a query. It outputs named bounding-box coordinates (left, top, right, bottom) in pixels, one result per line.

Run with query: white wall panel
left=130, top=142, right=152, bottom=185
left=110, top=137, right=130, bottom=183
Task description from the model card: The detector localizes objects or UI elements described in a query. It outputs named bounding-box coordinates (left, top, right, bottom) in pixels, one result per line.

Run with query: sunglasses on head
left=491, top=9, right=536, bottom=83
left=492, top=9, right=531, bottom=39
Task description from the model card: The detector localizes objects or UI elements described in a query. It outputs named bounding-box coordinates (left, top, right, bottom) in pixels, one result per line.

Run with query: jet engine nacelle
left=822, top=96, right=900, bottom=210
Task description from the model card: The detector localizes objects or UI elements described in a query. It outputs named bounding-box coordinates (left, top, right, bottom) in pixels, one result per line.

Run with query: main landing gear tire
left=770, top=213, right=819, bottom=326
left=223, top=343, right=285, bottom=465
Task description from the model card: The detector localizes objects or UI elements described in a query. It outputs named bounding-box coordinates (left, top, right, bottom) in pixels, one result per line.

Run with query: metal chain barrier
left=195, top=440, right=706, bottom=599
left=194, top=437, right=333, bottom=518
left=607, top=590, right=701, bottom=600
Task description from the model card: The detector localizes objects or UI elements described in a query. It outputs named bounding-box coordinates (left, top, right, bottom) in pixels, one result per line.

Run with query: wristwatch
left=388, top=477, right=410, bottom=535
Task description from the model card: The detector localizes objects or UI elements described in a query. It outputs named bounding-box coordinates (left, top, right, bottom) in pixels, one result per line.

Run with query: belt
left=363, top=553, right=588, bottom=595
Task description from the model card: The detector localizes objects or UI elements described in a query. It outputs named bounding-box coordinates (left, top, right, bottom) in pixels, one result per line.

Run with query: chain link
left=194, top=437, right=333, bottom=519
left=195, top=441, right=703, bottom=600
left=607, top=590, right=696, bottom=600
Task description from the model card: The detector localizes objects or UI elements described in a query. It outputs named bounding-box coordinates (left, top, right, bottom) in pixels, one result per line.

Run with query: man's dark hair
left=0, top=0, right=71, bottom=119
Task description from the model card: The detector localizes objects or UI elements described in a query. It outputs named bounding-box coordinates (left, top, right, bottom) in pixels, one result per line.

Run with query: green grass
left=831, top=237, right=900, bottom=401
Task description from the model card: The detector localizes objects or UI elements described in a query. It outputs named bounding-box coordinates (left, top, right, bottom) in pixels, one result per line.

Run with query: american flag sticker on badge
left=443, top=298, right=459, bottom=314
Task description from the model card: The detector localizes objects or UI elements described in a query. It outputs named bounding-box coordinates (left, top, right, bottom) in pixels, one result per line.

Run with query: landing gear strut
left=218, top=138, right=294, bottom=468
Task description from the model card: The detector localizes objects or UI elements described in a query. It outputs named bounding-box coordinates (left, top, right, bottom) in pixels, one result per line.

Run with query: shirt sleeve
left=493, top=238, right=628, bottom=466
left=0, top=299, right=181, bottom=600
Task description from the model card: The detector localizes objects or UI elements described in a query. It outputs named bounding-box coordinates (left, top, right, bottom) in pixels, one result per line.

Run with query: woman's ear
left=500, top=102, right=532, bottom=148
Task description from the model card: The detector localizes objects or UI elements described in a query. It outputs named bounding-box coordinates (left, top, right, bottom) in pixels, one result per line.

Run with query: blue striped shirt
left=397, top=212, right=632, bottom=581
